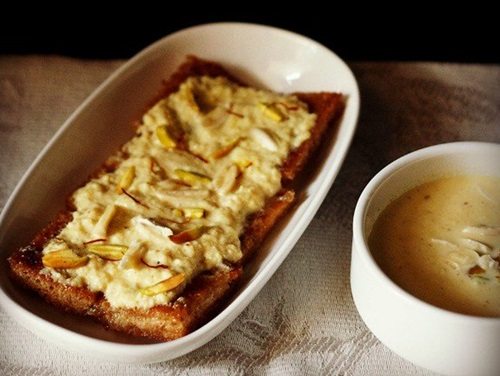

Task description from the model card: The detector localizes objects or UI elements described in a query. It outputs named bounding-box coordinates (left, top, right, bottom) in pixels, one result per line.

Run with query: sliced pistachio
left=258, top=102, right=283, bottom=122
left=169, top=226, right=206, bottom=244
left=87, top=244, right=127, bottom=261
left=93, top=205, right=117, bottom=238
left=183, top=207, right=205, bottom=219
left=115, top=166, right=135, bottom=193
left=139, top=273, right=185, bottom=296
left=156, top=126, right=177, bottom=149
left=42, top=249, right=88, bottom=269
left=235, top=159, right=253, bottom=169
left=174, top=169, right=211, bottom=186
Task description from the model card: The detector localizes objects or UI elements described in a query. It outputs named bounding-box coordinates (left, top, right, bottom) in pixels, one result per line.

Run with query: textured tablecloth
left=1, top=56, right=499, bottom=375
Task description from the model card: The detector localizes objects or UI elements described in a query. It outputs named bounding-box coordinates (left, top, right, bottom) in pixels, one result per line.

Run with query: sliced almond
left=463, top=225, right=500, bottom=236
left=249, top=128, right=278, bottom=152
left=258, top=102, right=283, bottom=122
left=162, top=189, right=210, bottom=199
left=140, top=258, right=169, bottom=269
left=461, top=238, right=493, bottom=255
left=477, top=254, right=499, bottom=271
left=115, top=166, right=135, bottom=193
left=214, top=164, right=240, bottom=194
left=83, top=238, right=106, bottom=245
left=174, top=169, right=211, bottom=186
left=169, top=226, right=206, bottom=244
left=93, top=205, right=117, bottom=238
left=42, top=249, right=88, bottom=269
left=87, top=244, right=127, bottom=261
left=156, top=126, right=177, bottom=149
left=430, top=238, right=458, bottom=250
left=447, top=249, right=479, bottom=270
left=119, top=241, right=144, bottom=269
left=139, top=273, right=185, bottom=296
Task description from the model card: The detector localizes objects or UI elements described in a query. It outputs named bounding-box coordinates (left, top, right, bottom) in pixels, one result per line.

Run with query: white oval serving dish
left=0, top=23, right=359, bottom=363
left=351, top=142, right=500, bottom=376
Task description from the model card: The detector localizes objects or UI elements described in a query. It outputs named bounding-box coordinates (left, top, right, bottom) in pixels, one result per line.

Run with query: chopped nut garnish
left=156, top=126, right=177, bottom=149
left=183, top=207, right=205, bottom=219
left=277, top=102, right=299, bottom=111
left=258, top=102, right=284, bottom=122
left=460, top=238, right=493, bottom=255
left=250, top=128, right=278, bottom=152
left=83, top=238, right=107, bottom=245
left=463, top=225, right=500, bottom=236
left=211, top=138, right=241, bottom=159
left=139, top=273, right=185, bottom=296
left=115, top=166, right=135, bottom=193
left=169, top=226, right=206, bottom=244
left=87, top=244, right=128, bottom=261
left=235, top=159, right=252, bottom=169
left=174, top=169, right=212, bottom=186
left=118, top=241, right=144, bottom=270
left=93, top=205, right=117, bottom=238
left=214, top=164, right=240, bottom=194
left=42, top=249, right=89, bottom=269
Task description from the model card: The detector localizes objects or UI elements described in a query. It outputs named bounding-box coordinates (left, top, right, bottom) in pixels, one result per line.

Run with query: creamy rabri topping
left=369, top=175, right=500, bottom=317
left=41, top=76, right=316, bottom=309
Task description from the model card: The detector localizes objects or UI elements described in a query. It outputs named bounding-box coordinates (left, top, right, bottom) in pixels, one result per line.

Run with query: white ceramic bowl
left=351, top=142, right=500, bottom=376
left=0, top=23, right=359, bottom=363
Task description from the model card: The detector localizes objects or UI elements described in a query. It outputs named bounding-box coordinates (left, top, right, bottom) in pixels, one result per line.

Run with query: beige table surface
left=1, top=56, right=499, bottom=375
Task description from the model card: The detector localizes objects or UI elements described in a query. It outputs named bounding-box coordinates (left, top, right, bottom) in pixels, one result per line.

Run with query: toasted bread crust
left=8, top=56, right=345, bottom=341
left=281, top=92, right=345, bottom=182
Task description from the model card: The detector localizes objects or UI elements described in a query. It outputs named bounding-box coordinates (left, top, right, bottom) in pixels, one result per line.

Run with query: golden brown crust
left=7, top=56, right=345, bottom=341
left=9, top=243, right=242, bottom=341
left=240, top=190, right=295, bottom=261
left=281, top=92, right=345, bottom=182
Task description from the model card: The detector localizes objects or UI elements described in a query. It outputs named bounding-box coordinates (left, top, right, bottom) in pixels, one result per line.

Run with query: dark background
left=1, top=10, right=497, bottom=63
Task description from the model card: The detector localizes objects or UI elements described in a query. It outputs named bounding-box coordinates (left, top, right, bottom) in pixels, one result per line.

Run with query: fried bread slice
left=8, top=56, right=344, bottom=341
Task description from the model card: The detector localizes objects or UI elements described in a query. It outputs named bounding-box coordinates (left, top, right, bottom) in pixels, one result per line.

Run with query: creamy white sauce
left=369, top=175, right=500, bottom=317
left=42, top=76, right=316, bottom=309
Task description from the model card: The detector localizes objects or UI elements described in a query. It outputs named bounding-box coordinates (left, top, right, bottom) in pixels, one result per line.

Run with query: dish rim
left=0, top=22, right=360, bottom=361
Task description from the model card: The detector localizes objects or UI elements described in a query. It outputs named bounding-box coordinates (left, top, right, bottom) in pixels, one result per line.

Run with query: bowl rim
left=353, top=141, right=500, bottom=323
